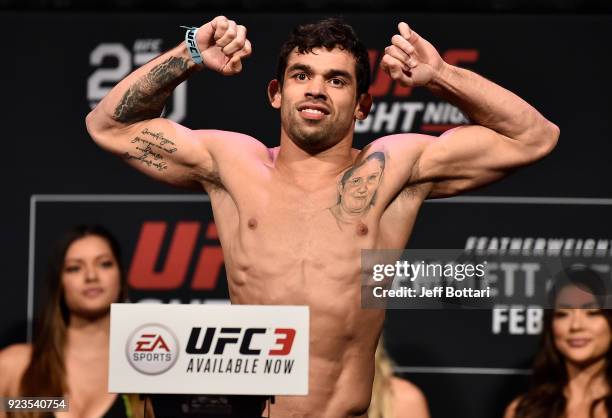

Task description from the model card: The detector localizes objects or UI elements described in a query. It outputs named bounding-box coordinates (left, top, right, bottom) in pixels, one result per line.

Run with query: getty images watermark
left=361, top=249, right=612, bottom=309
left=372, top=259, right=489, bottom=297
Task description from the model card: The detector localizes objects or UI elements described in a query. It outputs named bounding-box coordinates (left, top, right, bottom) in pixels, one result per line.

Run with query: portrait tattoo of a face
left=330, top=151, right=385, bottom=226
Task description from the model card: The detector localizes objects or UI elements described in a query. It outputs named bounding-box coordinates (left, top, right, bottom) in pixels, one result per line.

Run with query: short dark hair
left=276, top=17, right=371, bottom=97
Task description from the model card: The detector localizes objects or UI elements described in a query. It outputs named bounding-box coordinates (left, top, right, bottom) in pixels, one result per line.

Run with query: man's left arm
left=378, top=22, right=560, bottom=198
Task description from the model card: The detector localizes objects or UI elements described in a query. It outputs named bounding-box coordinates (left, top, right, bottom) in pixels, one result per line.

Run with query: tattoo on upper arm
left=329, top=151, right=386, bottom=226
left=123, top=128, right=178, bottom=172
left=112, top=57, right=191, bottom=124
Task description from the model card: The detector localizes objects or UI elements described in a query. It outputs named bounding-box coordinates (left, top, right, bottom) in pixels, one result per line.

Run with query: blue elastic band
left=182, top=26, right=204, bottom=65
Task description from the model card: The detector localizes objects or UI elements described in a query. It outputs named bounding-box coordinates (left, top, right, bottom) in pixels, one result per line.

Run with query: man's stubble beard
left=282, top=106, right=354, bottom=154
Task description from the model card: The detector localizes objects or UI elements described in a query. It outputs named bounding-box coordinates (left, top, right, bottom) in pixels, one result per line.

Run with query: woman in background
left=0, top=225, right=148, bottom=418
left=505, top=265, right=612, bottom=418
left=369, top=338, right=430, bottom=418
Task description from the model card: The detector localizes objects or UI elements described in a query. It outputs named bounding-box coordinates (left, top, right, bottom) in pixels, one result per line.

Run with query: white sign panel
left=109, top=304, right=309, bottom=395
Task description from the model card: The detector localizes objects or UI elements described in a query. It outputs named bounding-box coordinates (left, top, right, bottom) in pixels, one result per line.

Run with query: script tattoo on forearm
left=112, top=57, right=191, bottom=124
left=329, top=151, right=386, bottom=226
left=123, top=128, right=178, bottom=172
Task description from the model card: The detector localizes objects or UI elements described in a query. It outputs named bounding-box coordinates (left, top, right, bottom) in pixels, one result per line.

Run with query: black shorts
left=146, top=394, right=269, bottom=418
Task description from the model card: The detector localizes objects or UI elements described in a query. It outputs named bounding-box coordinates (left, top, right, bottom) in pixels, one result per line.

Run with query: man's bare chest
left=209, top=182, right=377, bottom=277
left=215, top=177, right=377, bottom=236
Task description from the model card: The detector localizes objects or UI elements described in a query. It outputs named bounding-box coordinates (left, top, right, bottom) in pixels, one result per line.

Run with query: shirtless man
left=85, top=16, right=559, bottom=417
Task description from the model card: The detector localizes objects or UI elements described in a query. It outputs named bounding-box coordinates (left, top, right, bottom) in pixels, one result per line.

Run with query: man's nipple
left=248, top=218, right=258, bottom=229
left=357, top=222, right=368, bottom=236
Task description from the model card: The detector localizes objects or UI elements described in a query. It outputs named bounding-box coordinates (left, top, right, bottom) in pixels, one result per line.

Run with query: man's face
left=340, top=158, right=383, bottom=214
left=278, top=47, right=361, bottom=153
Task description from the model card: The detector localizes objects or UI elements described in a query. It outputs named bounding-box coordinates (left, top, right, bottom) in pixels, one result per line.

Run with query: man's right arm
left=85, top=16, right=252, bottom=189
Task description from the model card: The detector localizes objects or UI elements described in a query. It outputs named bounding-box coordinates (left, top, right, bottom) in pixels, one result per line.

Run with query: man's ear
left=354, top=93, right=373, bottom=120
left=268, top=79, right=282, bottom=109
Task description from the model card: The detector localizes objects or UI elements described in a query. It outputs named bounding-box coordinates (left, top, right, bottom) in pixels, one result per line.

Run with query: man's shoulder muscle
left=195, top=130, right=272, bottom=192
left=197, top=130, right=270, bottom=162
left=363, top=133, right=436, bottom=194
left=365, top=133, right=434, bottom=153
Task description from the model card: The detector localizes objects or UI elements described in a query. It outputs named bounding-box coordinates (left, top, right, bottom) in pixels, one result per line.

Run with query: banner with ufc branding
left=109, top=304, right=309, bottom=395
left=30, top=196, right=227, bottom=316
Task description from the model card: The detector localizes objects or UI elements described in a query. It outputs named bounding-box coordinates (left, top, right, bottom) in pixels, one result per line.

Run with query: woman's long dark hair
left=515, top=265, right=612, bottom=418
left=19, top=225, right=128, bottom=400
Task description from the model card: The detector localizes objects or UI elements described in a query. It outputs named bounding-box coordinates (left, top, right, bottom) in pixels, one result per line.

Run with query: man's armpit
left=399, top=159, right=432, bottom=201
left=199, top=159, right=224, bottom=191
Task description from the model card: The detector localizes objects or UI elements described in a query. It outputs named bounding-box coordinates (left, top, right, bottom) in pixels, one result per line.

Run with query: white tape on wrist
left=181, top=26, right=204, bottom=65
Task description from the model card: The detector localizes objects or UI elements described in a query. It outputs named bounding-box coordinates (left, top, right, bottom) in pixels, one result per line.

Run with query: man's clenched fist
left=195, top=16, right=252, bottom=75
left=381, top=22, right=444, bottom=87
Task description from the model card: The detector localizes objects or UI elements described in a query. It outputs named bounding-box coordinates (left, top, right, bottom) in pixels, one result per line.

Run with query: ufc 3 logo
left=186, top=327, right=296, bottom=356
left=135, top=334, right=171, bottom=352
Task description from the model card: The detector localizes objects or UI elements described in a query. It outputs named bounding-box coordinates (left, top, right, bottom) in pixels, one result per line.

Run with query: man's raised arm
left=378, top=22, right=559, bottom=198
left=85, top=16, right=252, bottom=188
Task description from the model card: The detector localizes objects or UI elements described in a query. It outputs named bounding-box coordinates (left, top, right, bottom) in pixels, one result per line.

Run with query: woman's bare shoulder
left=390, top=376, right=430, bottom=418
left=1, top=343, right=32, bottom=365
left=504, top=397, right=522, bottom=418
left=0, top=344, right=32, bottom=395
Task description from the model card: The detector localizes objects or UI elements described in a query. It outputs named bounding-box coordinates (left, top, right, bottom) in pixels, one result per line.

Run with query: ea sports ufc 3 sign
left=109, top=304, right=309, bottom=395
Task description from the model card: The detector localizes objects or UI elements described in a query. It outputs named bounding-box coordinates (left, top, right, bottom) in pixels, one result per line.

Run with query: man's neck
left=276, top=130, right=355, bottom=183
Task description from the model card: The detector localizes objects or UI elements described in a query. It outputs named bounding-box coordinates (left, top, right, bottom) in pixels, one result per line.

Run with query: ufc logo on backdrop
left=128, top=221, right=224, bottom=290
left=186, top=327, right=296, bottom=356
left=356, top=48, right=478, bottom=134
left=368, top=48, right=479, bottom=97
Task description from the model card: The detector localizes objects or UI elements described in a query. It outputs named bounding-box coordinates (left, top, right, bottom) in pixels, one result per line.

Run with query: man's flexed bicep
left=415, top=124, right=556, bottom=198
left=375, top=122, right=557, bottom=199
left=85, top=15, right=252, bottom=188
left=379, top=20, right=560, bottom=198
